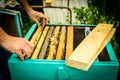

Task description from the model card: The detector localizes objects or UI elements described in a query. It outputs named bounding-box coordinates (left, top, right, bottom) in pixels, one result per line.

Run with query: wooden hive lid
left=66, top=23, right=116, bottom=71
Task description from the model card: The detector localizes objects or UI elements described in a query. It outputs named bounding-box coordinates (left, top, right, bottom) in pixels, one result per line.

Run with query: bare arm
left=0, top=27, right=34, bottom=60
left=16, top=0, right=33, bottom=13
left=0, top=0, right=48, bottom=61
left=17, top=0, right=48, bottom=26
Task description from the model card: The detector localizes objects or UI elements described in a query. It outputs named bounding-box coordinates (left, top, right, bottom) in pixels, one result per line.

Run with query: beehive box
left=8, top=24, right=119, bottom=80
left=0, top=9, right=23, bottom=37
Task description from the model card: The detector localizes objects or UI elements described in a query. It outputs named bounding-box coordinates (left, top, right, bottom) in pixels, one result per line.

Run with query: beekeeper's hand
left=27, top=9, right=48, bottom=27
left=17, top=0, right=48, bottom=27
left=0, top=28, right=34, bottom=61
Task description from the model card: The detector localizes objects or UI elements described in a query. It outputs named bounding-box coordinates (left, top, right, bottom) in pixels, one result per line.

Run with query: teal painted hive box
left=8, top=24, right=119, bottom=80
left=0, top=9, right=23, bottom=37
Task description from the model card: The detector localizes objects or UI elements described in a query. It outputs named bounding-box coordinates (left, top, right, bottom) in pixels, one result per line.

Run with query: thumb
left=33, top=18, right=40, bottom=26
left=16, top=50, right=24, bottom=61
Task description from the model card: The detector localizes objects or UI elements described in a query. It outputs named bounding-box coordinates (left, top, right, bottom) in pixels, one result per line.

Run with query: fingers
left=42, top=18, right=46, bottom=27
left=37, top=13, right=48, bottom=27
left=22, top=41, right=34, bottom=59
left=28, top=10, right=48, bottom=27
left=32, top=17, right=40, bottom=27
left=41, top=15, right=48, bottom=27
left=30, top=12, right=48, bottom=27
left=16, top=49, right=24, bottom=61
left=16, top=40, right=34, bottom=61
left=36, top=18, right=47, bottom=27
left=16, top=46, right=33, bottom=61
left=26, top=40, right=34, bottom=49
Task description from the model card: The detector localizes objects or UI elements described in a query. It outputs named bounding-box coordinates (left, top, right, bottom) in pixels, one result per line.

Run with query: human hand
left=27, top=9, right=48, bottom=27
left=0, top=35, right=34, bottom=61
left=16, top=0, right=48, bottom=26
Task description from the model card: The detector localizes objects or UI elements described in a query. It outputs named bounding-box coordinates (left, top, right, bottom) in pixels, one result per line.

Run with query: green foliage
left=72, top=5, right=120, bottom=60
left=72, top=6, right=114, bottom=24
left=90, top=0, right=120, bottom=21
left=89, top=0, right=120, bottom=60
left=66, top=12, right=70, bottom=24
left=21, top=14, right=34, bottom=36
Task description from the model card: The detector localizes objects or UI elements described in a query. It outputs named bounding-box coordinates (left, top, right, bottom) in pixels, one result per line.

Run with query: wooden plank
left=29, top=26, right=43, bottom=57
left=45, top=0, right=54, bottom=6
left=46, top=26, right=60, bottom=60
left=66, top=23, right=115, bottom=71
left=55, top=26, right=66, bottom=60
left=65, top=26, right=74, bottom=59
left=30, top=26, right=43, bottom=44
left=39, top=26, right=54, bottom=59
left=85, top=28, right=116, bottom=68
left=31, top=26, right=49, bottom=59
